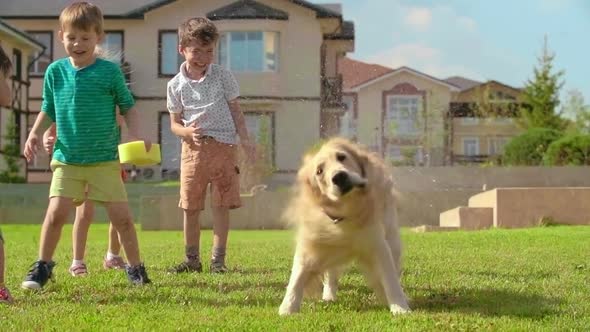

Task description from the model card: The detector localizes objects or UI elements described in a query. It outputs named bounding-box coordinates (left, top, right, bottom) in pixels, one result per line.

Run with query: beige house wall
left=353, top=71, right=453, bottom=165
left=452, top=81, right=524, bottom=157
left=5, top=0, right=347, bottom=176
left=452, top=118, right=523, bottom=155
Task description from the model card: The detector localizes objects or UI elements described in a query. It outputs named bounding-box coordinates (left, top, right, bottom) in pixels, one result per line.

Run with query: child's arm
left=170, top=113, right=201, bottom=142
left=42, top=123, right=57, bottom=154
left=24, top=112, right=53, bottom=162
left=229, top=99, right=256, bottom=162
left=123, top=106, right=151, bottom=151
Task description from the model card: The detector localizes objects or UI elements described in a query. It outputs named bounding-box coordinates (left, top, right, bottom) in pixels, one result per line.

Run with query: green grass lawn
left=1, top=224, right=589, bottom=331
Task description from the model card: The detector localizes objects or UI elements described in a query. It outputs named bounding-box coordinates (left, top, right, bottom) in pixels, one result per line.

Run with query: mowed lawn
left=1, top=224, right=589, bottom=331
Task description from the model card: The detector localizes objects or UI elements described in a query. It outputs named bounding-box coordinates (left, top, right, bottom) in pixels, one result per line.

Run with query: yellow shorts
left=50, top=160, right=127, bottom=204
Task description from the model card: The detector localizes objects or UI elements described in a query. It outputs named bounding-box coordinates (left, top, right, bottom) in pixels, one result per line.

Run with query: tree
left=517, top=36, right=567, bottom=131
left=562, top=89, right=590, bottom=133
left=0, top=112, right=26, bottom=183
left=502, top=127, right=562, bottom=166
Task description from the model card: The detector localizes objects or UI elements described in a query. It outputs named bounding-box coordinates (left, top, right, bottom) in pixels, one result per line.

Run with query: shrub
left=502, top=127, right=562, bottom=166
left=543, top=133, right=590, bottom=166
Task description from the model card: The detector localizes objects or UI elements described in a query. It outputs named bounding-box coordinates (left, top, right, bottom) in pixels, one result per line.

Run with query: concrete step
left=468, top=189, right=497, bottom=208
left=410, top=225, right=459, bottom=233
left=439, top=206, right=493, bottom=230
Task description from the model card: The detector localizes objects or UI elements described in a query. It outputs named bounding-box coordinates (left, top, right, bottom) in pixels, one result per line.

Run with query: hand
left=23, top=133, right=40, bottom=162
left=242, top=142, right=257, bottom=163
left=184, top=122, right=202, bottom=143
left=43, top=130, right=56, bottom=154
left=128, top=136, right=152, bottom=152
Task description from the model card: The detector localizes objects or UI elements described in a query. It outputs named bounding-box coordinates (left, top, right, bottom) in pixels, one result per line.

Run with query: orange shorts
left=179, top=137, right=241, bottom=210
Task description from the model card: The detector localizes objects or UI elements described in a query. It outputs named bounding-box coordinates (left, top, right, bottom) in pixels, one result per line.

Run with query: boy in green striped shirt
left=22, top=1, right=151, bottom=289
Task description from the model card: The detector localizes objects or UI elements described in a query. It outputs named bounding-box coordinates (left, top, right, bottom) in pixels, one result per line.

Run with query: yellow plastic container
left=118, top=141, right=161, bottom=166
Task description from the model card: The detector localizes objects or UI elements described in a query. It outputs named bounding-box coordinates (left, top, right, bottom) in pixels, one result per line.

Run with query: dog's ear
left=297, top=153, right=321, bottom=196
left=344, top=144, right=369, bottom=179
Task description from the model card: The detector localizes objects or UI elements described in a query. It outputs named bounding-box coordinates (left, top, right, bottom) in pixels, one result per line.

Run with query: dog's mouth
left=331, top=171, right=366, bottom=196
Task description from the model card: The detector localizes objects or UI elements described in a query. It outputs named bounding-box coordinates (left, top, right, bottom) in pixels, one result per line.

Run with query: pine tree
left=518, top=35, right=566, bottom=130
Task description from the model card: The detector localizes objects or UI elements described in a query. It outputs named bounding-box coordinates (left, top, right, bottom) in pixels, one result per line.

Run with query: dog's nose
left=332, top=171, right=349, bottom=187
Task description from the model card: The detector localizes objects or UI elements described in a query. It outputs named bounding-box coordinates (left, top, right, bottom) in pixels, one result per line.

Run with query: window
left=386, top=95, right=421, bottom=136
left=159, top=31, right=184, bottom=76
left=218, top=32, right=279, bottom=72
left=12, top=49, right=22, bottom=81
left=27, top=31, right=52, bottom=76
left=100, top=31, right=124, bottom=63
left=488, top=137, right=509, bottom=155
left=245, top=112, right=274, bottom=166
left=463, top=137, right=479, bottom=156
left=339, top=95, right=356, bottom=139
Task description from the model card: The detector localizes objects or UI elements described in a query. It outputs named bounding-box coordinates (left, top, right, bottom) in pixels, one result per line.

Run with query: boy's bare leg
left=72, top=200, right=94, bottom=261
left=184, top=209, right=201, bottom=261
left=104, top=202, right=140, bottom=266
left=108, top=223, right=122, bottom=256
left=212, top=207, right=229, bottom=251
left=211, top=207, right=229, bottom=271
left=39, top=197, right=75, bottom=261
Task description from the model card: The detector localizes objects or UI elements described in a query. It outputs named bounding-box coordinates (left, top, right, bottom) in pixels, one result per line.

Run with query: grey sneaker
left=126, top=263, right=151, bottom=285
left=168, top=260, right=202, bottom=274
left=210, top=261, right=228, bottom=274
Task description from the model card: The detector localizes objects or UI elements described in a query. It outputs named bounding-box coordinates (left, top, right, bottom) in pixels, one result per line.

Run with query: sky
left=316, top=0, right=590, bottom=105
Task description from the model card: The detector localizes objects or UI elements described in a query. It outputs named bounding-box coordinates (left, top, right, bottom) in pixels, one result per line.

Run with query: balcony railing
left=452, top=154, right=502, bottom=165
left=321, top=74, right=343, bottom=108
left=449, top=102, right=529, bottom=118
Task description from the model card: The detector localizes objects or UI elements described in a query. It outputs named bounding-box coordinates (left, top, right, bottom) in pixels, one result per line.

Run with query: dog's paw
left=389, top=304, right=411, bottom=315
left=322, top=289, right=337, bottom=302
left=279, top=303, right=298, bottom=316
left=322, top=294, right=337, bottom=302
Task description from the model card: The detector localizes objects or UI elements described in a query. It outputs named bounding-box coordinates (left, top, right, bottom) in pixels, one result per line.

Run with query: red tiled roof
left=338, top=57, right=393, bottom=90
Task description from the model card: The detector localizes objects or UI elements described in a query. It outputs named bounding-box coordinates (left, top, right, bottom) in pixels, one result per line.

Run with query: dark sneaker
left=210, top=261, right=228, bottom=274
left=126, top=263, right=151, bottom=285
left=167, top=260, right=202, bottom=274
left=22, top=260, right=56, bottom=290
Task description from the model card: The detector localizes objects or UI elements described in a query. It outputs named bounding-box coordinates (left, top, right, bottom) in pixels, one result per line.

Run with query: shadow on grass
left=22, top=268, right=560, bottom=319
left=409, top=286, right=561, bottom=319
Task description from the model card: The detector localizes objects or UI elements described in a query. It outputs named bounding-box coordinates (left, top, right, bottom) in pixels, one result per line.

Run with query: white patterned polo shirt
left=167, top=62, right=240, bottom=144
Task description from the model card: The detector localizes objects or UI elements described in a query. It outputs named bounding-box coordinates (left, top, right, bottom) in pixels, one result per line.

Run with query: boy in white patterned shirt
left=167, top=17, right=255, bottom=274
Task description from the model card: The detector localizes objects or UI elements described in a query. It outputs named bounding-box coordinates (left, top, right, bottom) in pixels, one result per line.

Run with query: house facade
left=0, top=18, right=45, bottom=180
left=334, top=58, right=524, bottom=166
left=336, top=57, right=459, bottom=166
left=0, top=0, right=354, bottom=182
left=445, top=77, right=524, bottom=164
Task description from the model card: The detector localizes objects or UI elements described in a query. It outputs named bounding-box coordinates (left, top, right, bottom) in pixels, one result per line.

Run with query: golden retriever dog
left=278, top=137, right=410, bottom=316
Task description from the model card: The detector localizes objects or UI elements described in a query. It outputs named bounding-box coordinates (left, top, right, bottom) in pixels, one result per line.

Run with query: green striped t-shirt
left=42, top=58, right=135, bottom=164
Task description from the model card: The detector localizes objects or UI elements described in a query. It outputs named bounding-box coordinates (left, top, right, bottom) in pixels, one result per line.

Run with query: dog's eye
left=336, top=153, right=346, bottom=162
left=316, top=166, right=323, bottom=175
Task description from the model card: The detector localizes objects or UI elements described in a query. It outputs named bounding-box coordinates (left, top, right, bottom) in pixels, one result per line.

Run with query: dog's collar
left=323, top=209, right=345, bottom=224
